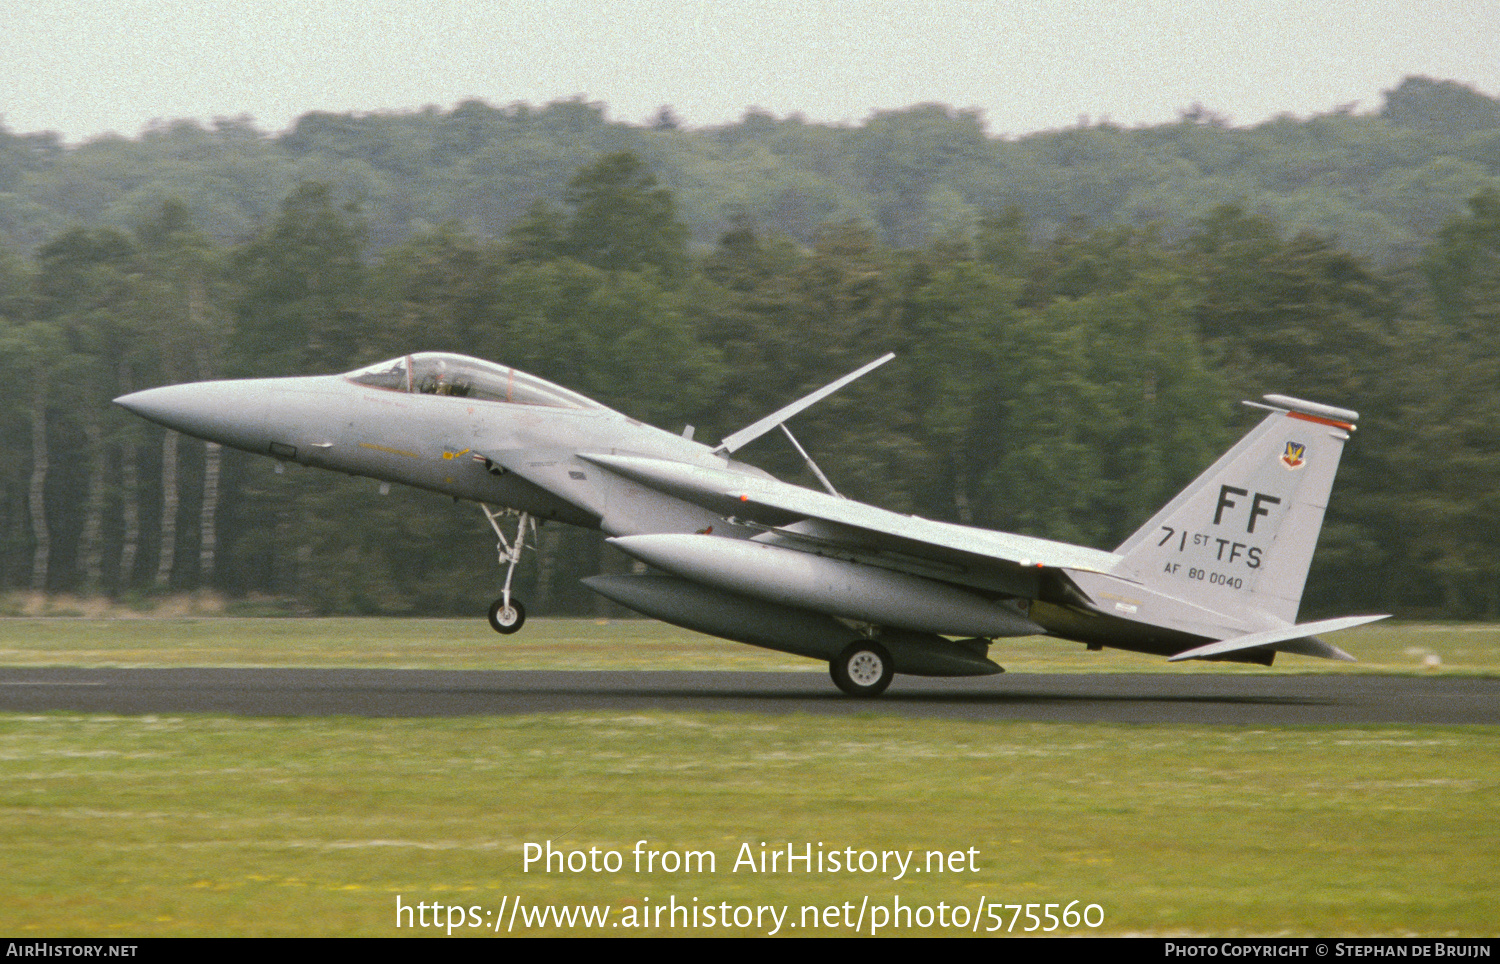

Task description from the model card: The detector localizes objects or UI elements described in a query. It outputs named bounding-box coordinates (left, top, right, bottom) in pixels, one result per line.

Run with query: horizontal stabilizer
left=1167, top=614, right=1390, bottom=662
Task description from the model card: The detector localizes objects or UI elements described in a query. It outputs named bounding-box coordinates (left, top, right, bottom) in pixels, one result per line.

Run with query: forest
left=0, top=75, right=1497, bottom=620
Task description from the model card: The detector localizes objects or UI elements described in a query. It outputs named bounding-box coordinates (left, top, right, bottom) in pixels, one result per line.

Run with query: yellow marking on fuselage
left=359, top=442, right=421, bottom=459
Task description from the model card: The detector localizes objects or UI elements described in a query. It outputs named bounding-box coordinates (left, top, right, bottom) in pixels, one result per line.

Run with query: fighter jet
left=115, top=351, right=1386, bottom=696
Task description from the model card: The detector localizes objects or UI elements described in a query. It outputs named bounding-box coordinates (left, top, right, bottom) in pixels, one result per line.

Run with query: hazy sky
left=6, top=0, right=1499, bottom=141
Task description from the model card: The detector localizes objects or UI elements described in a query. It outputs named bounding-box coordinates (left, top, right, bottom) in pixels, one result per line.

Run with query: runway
left=0, top=667, right=1494, bottom=724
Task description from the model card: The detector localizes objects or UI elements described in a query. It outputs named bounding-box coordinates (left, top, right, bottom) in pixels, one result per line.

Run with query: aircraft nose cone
left=113, top=384, right=191, bottom=425
left=113, top=381, right=270, bottom=452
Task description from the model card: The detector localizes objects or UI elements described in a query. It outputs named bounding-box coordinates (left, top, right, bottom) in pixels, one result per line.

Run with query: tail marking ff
left=1113, top=394, right=1361, bottom=626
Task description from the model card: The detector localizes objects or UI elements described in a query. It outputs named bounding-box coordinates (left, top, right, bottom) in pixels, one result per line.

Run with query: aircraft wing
left=578, top=452, right=1123, bottom=598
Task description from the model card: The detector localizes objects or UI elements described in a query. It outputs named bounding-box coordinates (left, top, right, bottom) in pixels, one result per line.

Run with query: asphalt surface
left=0, top=667, right=1495, bottom=724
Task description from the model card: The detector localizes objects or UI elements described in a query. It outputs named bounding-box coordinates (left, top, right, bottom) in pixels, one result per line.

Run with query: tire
left=488, top=598, right=526, bottom=634
left=830, top=641, right=894, bottom=697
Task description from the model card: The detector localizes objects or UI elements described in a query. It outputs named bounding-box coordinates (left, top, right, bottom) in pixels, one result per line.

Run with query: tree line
left=1, top=144, right=1497, bottom=619
left=3, top=76, right=1498, bottom=266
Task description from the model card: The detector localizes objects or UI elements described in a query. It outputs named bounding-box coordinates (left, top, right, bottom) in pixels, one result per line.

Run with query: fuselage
left=114, top=352, right=767, bottom=539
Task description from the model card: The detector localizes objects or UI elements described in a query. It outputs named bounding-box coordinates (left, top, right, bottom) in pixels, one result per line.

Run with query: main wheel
left=488, top=598, right=526, bottom=634
left=830, top=641, right=894, bottom=697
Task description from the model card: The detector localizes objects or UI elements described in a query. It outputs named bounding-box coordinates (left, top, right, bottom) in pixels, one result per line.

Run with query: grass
left=0, top=713, right=1493, bottom=937
left=0, top=617, right=1494, bottom=674
left=0, top=617, right=1495, bottom=937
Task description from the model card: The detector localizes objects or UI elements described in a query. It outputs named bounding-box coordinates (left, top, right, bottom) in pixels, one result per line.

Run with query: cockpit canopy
left=345, top=353, right=604, bottom=411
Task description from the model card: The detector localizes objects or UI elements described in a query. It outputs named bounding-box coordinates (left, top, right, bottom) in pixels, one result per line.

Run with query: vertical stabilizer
left=1113, top=395, right=1358, bottom=624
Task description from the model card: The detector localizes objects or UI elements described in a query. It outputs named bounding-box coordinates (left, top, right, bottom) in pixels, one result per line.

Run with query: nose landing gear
left=488, top=597, right=526, bottom=634
left=483, top=505, right=533, bottom=635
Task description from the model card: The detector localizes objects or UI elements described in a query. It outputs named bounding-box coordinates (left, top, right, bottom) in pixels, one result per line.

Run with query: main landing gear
left=830, top=640, right=894, bottom=697
left=483, top=505, right=533, bottom=635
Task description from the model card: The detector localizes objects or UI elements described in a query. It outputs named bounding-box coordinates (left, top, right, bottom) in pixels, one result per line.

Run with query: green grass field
left=0, top=618, right=1496, bottom=937
left=0, top=616, right=1494, bottom=674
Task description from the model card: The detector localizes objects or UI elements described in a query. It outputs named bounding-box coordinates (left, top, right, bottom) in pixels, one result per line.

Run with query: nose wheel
left=830, top=641, right=894, bottom=697
left=488, top=598, right=526, bottom=634
left=482, top=505, right=534, bottom=635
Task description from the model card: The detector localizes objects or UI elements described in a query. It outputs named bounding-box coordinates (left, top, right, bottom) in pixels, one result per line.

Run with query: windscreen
left=346, top=354, right=603, bottom=411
